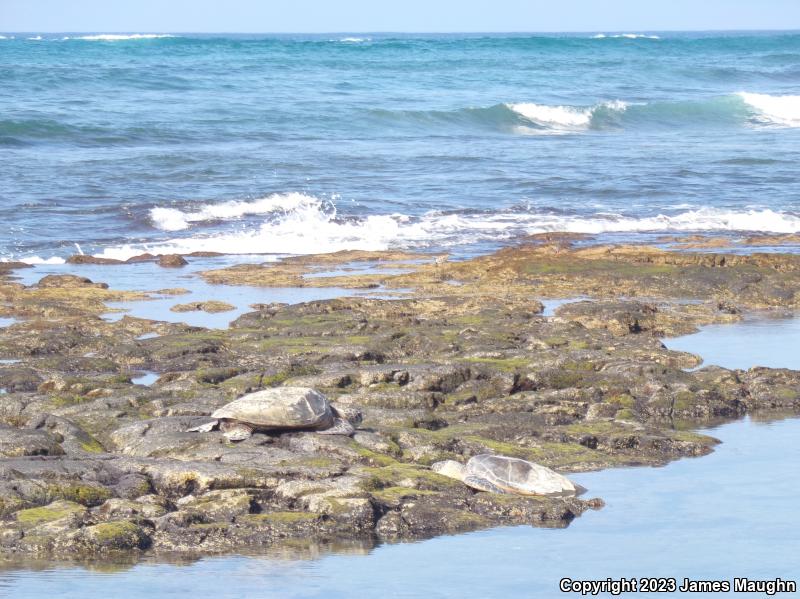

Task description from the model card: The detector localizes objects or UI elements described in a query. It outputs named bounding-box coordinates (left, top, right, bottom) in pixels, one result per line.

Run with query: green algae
left=462, top=357, right=530, bottom=372
left=349, top=441, right=398, bottom=466
left=607, top=394, right=636, bottom=408
left=46, top=483, right=112, bottom=506
left=359, top=463, right=459, bottom=490
left=16, top=502, right=85, bottom=526
left=370, top=486, right=438, bottom=503
left=88, top=521, right=138, bottom=542
left=79, top=437, right=105, bottom=454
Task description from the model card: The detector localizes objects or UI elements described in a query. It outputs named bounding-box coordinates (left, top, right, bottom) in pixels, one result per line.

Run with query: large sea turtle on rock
left=432, top=454, right=580, bottom=497
left=186, top=387, right=362, bottom=441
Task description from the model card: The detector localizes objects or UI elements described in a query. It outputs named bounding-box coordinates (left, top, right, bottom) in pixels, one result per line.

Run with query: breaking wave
left=92, top=197, right=800, bottom=261
left=149, top=192, right=319, bottom=232
left=372, top=93, right=800, bottom=134
left=11, top=256, right=67, bottom=265
left=507, top=100, right=629, bottom=132
left=737, top=92, right=800, bottom=127
left=593, top=33, right=661, bottom=40
left=65, top=34, right=176, bottom=41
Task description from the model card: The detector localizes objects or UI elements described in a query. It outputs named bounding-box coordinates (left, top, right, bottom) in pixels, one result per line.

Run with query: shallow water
left=664, top=312, right=800, bottom=370
left=131, top=372, right=159, bottom=387
left=10, top=259, right=392, bottom=329
left=540, top=297, right=588, bottom=317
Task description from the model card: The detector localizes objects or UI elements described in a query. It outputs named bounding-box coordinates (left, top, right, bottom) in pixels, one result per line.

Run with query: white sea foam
left=92, top=198, right=800, bottom=262
left=508, top=100, right=628, bottom=132
left=18, top=256, right=66, bottom=265
left=149, top=192, right=322, bottom=231
left=338, top=37, right=371, bottom=43
left=593, top=33, right=660, bottom=39
left=26, top=36, right=43, bottom=41
left=67, top=34, right=175, bottom=41
left=738, top=92, right=800, bottom=128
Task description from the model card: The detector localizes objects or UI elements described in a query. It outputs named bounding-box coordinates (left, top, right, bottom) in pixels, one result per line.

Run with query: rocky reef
left=0, top=238, right=798, bottom=558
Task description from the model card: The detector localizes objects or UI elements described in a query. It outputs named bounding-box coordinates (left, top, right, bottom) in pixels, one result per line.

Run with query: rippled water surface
left=1, top=32, right=800, bottom=262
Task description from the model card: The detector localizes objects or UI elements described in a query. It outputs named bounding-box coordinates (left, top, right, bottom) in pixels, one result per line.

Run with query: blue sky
left=2, top=0, right=799, bottom=33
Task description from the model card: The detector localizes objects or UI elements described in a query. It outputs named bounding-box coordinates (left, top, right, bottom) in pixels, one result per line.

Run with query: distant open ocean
left=1, top=31, right=799, bottom=263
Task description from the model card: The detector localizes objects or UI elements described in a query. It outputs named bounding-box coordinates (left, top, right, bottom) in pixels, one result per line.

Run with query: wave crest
left=94, top=197, right=800, bottom=262
left=593, top=33, right=661, bottom=40
left=738, top=92, right=800, bottom=127
left=508, top=100, right=629, bottom=132
left=373, top=93, right=800, bottom=135
left=65, top=34, right=175, bottom=41
left=149, top=192, right=321, bottom=231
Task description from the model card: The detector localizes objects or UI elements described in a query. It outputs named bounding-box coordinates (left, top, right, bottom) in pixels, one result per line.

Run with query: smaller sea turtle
left=431, top=454, right=579, bottom=497
left=186, top=387, right=362, bottom=441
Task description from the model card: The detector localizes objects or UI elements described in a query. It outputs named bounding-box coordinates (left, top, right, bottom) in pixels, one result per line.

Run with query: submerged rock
left=170, top=301, right=235, bottom=313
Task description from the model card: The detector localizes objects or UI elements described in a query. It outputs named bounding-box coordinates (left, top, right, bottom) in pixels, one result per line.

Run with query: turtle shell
left=464, top=454, right=576, bottom=497
left=211, top=387, right=334, bottom=430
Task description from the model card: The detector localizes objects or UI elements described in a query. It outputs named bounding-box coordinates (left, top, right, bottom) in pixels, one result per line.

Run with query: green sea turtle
left=186, top=387, right=362, bottom=441
left=431, top=454, right=579, bottom=497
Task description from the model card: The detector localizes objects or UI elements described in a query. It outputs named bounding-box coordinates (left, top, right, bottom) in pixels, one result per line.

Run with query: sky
left=2, top=0, right=799, bottom=33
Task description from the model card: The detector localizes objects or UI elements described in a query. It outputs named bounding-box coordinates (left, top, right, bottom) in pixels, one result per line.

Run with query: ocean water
left=2, top=32, right=800, bottom=264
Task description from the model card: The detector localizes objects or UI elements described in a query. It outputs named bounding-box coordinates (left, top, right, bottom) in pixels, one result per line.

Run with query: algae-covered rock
left=1, top=240, right=799, bottom=558
left=0, top=424, right=64, bottom=457
left=95, top=498, right=167, bottom=520
left=178, top=489, right=253, bottom=522
left=78, top=521, right=151, bottom=551
left=14, top=500, right=87, bottom=528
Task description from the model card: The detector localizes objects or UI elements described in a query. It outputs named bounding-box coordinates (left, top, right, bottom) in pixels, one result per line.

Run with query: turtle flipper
left=317, top=417, right=355, bottom=436
left=330, top=404, right=363, bottom=427
left=463, top=475, right=509, bottom=494
left=221, top=421, right=254, bottom=442
left=186, top=420, right=219, bottom=433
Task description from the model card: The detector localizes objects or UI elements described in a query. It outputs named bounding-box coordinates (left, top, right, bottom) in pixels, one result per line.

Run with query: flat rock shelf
left=0, top=240, right=798, bottom=563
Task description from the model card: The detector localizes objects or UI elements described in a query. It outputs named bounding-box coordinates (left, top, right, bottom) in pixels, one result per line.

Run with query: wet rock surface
left=0, top=240, right=798, bottom=558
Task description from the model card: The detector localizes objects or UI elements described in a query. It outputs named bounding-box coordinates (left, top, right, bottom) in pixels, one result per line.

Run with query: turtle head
left=431, top=460, right=466, bottom=481
left=331, top=404, right=363, bottom=427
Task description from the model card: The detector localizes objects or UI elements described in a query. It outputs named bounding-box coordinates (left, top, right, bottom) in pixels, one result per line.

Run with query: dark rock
left=157, top=254, right=188, bottom=268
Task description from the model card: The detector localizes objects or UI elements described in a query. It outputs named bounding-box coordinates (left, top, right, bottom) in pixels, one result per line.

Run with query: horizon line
left=3, top=28, right=800, bottom=34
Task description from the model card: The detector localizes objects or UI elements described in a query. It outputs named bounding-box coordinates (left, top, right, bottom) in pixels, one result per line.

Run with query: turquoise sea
left=1, top=32, right=800, bottom=262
